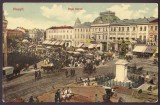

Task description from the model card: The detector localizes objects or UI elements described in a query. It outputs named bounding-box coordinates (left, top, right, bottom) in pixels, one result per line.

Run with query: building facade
left=7, top=29, right=24, bottom=39
left=45, top=11, right=158, bottom=51
left=46, top=26, right=74, bottom=47
left=74, top=18, right=92, bottom=47
left=109, top=17, right=158, bottom=51
left=148, top=19, right=158, bottom=46
left=91, top=11, right=120, bottom=51
left=29, top=28, right=45, bottom=42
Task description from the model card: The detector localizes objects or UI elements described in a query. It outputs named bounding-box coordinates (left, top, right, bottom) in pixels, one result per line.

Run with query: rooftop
left=74, top=22, right=91, bottom=28
left=111, top=17, right=158, bottom=25
left=47, top=26, right=74, bottom=30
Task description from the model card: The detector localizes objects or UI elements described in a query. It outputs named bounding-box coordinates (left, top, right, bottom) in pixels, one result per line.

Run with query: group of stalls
left=132, top=45, right=157, bottom=58
left=76, top=42, right=101, bottom=50
left=42, top=40, right=66, bottom=48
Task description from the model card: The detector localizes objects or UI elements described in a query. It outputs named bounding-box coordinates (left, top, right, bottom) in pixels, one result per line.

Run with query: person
left=35, top=71, right=38, bottom=81
left=84, top=80, right=87, bottom=86
left=65, top=70, right=68, bottom=78
left=95, top=94, right=99, bottom=102
left=66, top=87, right=72, bottom=100
left=55, top=89, right=61, bottom=103
left=118, top=97, right=123, bottom=102
left=102, top=59, right=105, bottom=65
left=38, top=70, right=41, bottom=79
left=14, top=64, right=20, bottom=76
left=29, top=96, right=34, bottom=102
left=87, top=77, right=90, bottom=86
left=35, top=97, right=39, bottom=103
left=34, top=63, right=37, bottom=70
left=61, top=88, right=66, bottom=102
left=70, top=69, right=73, bottom=77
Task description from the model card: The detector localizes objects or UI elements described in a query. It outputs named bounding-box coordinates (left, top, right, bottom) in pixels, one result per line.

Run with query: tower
left=74, top=18, right=81, bottom=27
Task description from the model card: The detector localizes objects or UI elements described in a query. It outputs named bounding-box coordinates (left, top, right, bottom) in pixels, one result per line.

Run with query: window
left=106, top=36, right=107, bottom=39
left=111, top=28, right=113, bottom=31
left=127, top=27, right=129, bottom=31
left=99, top=28, right=100, bottom=31
left=70, top=35, right=72, bottom=39
left=133, top=27, right=135, bottom=31
left=140, top=27, right=142, bottom=31
left=122, top=27, right=124, bottom=31
left=155, top=26, right=158, bottom=31
left=150, top=26, right=153, bottom=30
left=99, top=35, right=100, bottom=39
left=114, top=27, right=116, bottom=31
left=119, top=27, right=121, bottom=31
left=144, top=26, right=146, bottom=31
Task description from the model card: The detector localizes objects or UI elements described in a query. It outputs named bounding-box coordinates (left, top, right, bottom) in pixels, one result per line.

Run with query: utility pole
left=3, top=11, right=8, bottom=66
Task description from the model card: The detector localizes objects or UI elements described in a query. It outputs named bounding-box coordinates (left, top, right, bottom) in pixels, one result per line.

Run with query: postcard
left=2, top=2, right=158, bottom=103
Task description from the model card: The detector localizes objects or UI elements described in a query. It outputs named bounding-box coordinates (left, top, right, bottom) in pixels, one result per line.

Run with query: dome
left=92, top=11, right=120, bottom=24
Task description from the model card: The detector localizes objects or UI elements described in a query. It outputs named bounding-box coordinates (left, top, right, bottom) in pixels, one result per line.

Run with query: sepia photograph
left=2, top=3, right=158, bottom=103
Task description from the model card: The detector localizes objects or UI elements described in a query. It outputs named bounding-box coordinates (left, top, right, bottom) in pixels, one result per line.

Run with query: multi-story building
left=74, top=18, right=91, bottom=47
left=148, top=18, right=158, bottom=46
left=7, top=29, right=24, bottom=39
left=46, top=26, right=74, bottom=47
left=91, top=11, right=120, bottom=51
left=109, top=17, right=158, bottom=51
left=29, top=28, right=45, bottom=42
left=45, top=11, right=158, bottom=52
left=16, top=27, right=28, bottom=33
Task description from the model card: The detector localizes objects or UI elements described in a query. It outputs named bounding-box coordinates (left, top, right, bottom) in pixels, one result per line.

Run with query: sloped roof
left=74, top=22, right=91, bottom=28
left=47, top=26, right=74, bottom=30
left=111, top=17, right=158, bottom=25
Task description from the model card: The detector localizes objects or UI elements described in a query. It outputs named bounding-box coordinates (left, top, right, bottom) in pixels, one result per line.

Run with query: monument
left=114, top=40, right=131, bottom=85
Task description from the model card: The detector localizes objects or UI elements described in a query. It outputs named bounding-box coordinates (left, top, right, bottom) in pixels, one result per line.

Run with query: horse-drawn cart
left=41, top=64, right=54, bottom=73
left=128, top=63, right=143, bottom=74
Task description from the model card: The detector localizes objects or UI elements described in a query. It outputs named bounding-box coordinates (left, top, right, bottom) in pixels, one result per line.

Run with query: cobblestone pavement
left=2, top=57, right=158, bottom=102
left=2, top=60, right=115, bottom=102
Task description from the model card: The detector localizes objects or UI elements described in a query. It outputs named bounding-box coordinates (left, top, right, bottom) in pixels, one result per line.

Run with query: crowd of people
left=55, top=87, right=73, bottom=103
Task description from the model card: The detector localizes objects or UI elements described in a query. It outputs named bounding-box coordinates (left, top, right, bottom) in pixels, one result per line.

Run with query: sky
left=3, top=3, right=158, bottom=30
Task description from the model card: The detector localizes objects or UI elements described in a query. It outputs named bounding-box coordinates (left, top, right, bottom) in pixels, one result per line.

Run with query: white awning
left=51, top=41, right=57, bottom=45
left=88, top=44, right=97, bottom=49
left=77, top=43, right=84, bottom=47
left=47, top=41, right=52, bottom=45
left=42, top=40, right=48, bottom=44
left=96, top=44, right=101, bottom=48
left=133, top=46, right=147, bottom=53
left=55, top=41, right=61, bottom=45
left=76, top=48, right=85, bottom=52
left=22, top=39, right=29, bottom=43
left=60, top=41, right=65, bottom=45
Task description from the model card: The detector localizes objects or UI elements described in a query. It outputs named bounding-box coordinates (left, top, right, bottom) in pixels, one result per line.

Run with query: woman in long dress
left=61, top=88, right=66, bottom=102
